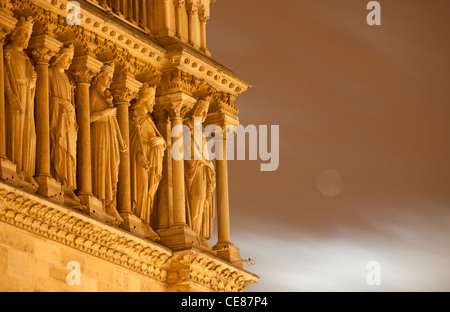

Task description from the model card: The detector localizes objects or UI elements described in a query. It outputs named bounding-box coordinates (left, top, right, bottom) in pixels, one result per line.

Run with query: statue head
left=10, top=16, right=34, bottom=51
left=51, top=44, right=74, bottom=70
left=93, top=62, right=115, bottom=90
left=132, top=83, right=156, bottom=113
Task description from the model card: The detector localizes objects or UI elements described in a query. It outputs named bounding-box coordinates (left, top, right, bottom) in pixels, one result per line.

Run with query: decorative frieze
left=0, top=182, right=258, bottom=291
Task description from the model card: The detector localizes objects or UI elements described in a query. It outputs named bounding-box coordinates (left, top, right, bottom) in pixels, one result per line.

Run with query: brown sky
left=207, top=0, right=450, bottom=291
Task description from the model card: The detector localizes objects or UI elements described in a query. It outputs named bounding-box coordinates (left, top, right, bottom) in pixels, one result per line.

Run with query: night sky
left=206, top=0, right=450, bottom=291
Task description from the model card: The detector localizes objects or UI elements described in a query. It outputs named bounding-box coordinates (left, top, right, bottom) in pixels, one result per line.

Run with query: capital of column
left=198, top=5, right=210, bottom=23
left=110, top=74, right=143, bottom=105
left=174, top=0, right=185, bottom=9
left=186, top=0, right=198, bottom=15
left=0, top=9, right=16, bottom=39
left=27, top=35, right=62, bottom=65
left=157, top=92, right=196, bottom=119
left=69, top=55, right=104, bottom=84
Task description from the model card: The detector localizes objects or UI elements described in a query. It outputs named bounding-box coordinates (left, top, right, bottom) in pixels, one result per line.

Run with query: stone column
left=156, top=92, right=197, bottom=250
left=186, top=2, right=199, bottom=48
left=0, top=11, right=17, bottom=183
left=206, top=114, right=244, bottom=268
left=160, top=0, right=174, bottom=37
left=28, top=35, right=63, bottom=199
left=199, top=14, right=208, bottom=54
left=139, top=0, right=148, bottom=28
left=174, top=0, right=185, bottom=40
left=69, top=56, right=105, bottom=217
left=215, top=128, right=231, bottom=244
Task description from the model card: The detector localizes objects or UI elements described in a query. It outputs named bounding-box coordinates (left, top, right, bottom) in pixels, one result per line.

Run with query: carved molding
left=0, top=182, right=171, bottom=283
left=160, top=68, right=207, bottom=97
left=110, top=75, right=143, bottom=104
left=157, top=91, right=197, bottom=119
left=212, top=91, right=239, bottom=118
left=166, top=250, right=258, bottom=292
left=0, top=182, right=258, bottom=291
left=69, top=55, right=104, bottom=84
left=29, top=47, right=57, bottom=65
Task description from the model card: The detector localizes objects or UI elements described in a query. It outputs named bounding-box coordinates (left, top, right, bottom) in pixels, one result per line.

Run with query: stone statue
left=184, top=99, right=216, bottom=240
left=48, top=44, right=79, bottom=202
left=89, top=62, right=126, bottom=222
left=129, top=84, right=166, bottom=226
left=4, top=16, right=37, bottom=184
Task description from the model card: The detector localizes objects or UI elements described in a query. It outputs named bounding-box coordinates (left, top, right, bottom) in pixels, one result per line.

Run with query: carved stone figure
left=48, top=44, right=79, bottom=202
left=184, top=99, right=216, bottom=239
left=129, top=84, right=166, bottom=226
left=89, top=62, right=126, bottom=222
left=4, top=17, right=37, bottom=184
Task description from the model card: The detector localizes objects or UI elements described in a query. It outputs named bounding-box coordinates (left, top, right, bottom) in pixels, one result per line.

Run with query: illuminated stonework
left=0, top=0, right=257, bottom=291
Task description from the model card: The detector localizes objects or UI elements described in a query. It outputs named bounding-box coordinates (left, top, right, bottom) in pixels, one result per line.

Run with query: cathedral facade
left=0, top=0, right=257, bottom=291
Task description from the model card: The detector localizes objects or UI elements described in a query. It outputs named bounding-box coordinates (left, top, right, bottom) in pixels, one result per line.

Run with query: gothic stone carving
left=89, top=62, right=126, bottom=223
left=4, top=16, right=37, bottom=186
left=48, top=44, right=80, bottom=203
left=130, top=84, right=166, bottom=227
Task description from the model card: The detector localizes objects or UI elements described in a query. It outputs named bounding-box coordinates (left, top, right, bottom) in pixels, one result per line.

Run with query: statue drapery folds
left=48, top=44, right=79, bottom=202
left=184, top=99, right=216, bottom=240
left=89, top=62, right=126, bottom=222
left=129, top=84, right=166, bottom=226
left=4, top=16, right=37, bottom=184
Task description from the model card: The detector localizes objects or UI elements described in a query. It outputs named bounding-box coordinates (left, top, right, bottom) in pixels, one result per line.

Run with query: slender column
left=199, top=14, right=208, bottom=53
left=206, top=113, right=243, bottom=268
left=28, top=35, right=63, bottom=198
left=110, top=75, right=141, bottom=215
left=186, top=2, right=199, bottom=47
left=140, top=0, right=148, bottom=28
left=122, top=0, right=128, bottom=17
left=161, top=0, right=173, bottom=36
left=69, top=56, right=103, bottom=209
left=165, top=93, right=195, bottom=226
left=156, top=92, right=196, bottom=250
left=174, top=0, right=185, bottom=40
left=171, top=115, right=186, bottom=225
left=0, top=34, right=7, bottom=159
left=215, top=130, right=231, bottom=244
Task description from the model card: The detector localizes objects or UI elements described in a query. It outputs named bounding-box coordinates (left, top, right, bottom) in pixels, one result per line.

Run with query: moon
left=316, top=170, right=344, bottom=197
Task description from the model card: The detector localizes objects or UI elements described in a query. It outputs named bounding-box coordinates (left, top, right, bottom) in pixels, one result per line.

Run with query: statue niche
left=48, top=44, right=80, bottom=203
left=89, top=62, right=127, bottom=223
left=184, top=99, right=216, bottom=242
left=129, top=84, right=166, bottom=228
left=4, top=16, right=37, bottom=186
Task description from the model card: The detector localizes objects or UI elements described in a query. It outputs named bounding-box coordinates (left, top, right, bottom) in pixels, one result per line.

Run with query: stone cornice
left=0, top=182, right=258, bottom=291
left=0, top=182, right=172, bottom=283
left=163, top=42, right=251, bottom=96
left=167, top=249, right=259, bottom=292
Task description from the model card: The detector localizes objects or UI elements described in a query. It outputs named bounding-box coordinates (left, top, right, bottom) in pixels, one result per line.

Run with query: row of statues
left=2, top=17, right=216, bottom=240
